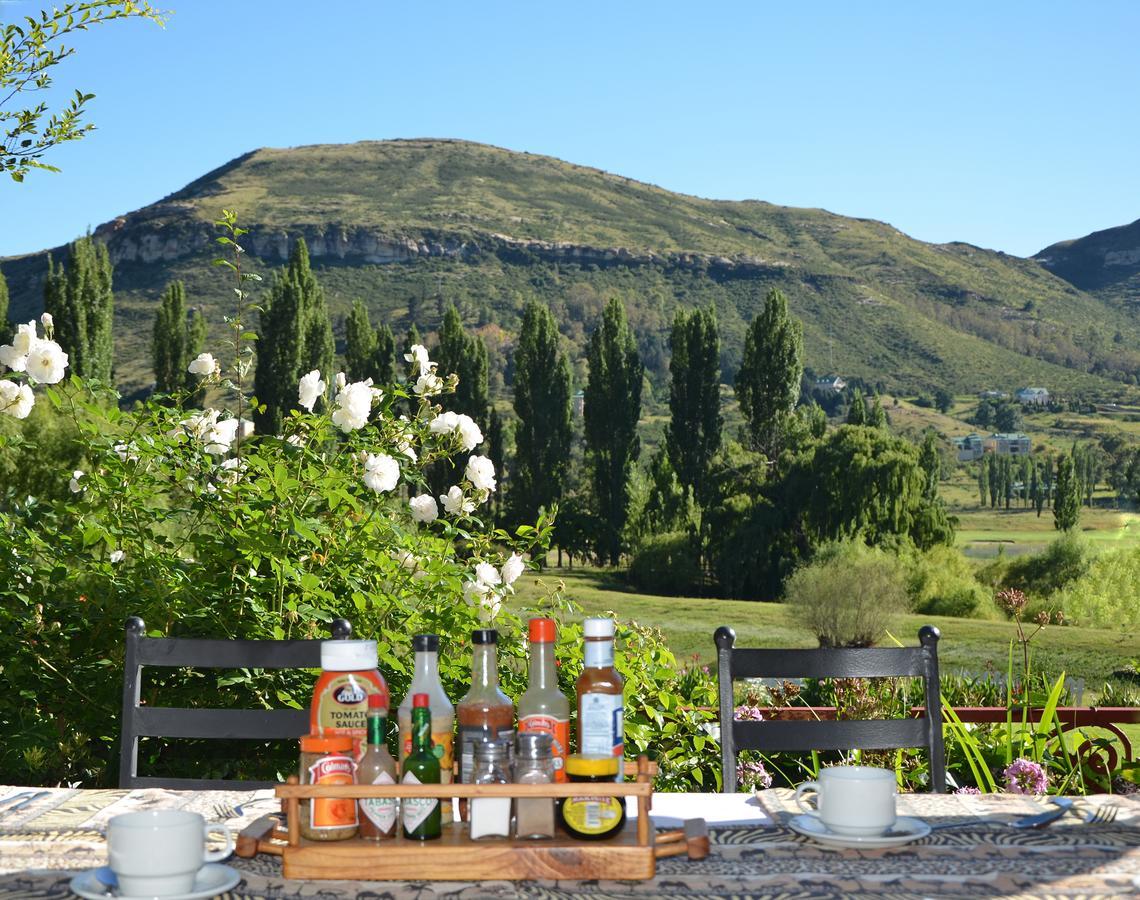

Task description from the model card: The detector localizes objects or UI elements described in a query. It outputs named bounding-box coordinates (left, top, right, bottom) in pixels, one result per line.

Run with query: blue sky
left=2, top=1, right=1137, bottom=259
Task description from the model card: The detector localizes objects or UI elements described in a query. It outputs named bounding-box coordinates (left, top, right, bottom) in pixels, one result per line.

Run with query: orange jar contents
left=310, top=639, right=389, bottom=760
left=298, top=735, right=358, bottom=841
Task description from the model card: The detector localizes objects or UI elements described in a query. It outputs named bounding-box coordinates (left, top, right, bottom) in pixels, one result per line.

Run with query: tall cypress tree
left=918, top=431, right=940, bottom=503
left=373, top=322, right=396, bottom=387
left=43, top=234, right=114, bottom=381
left=869, top=393, right=888, bottom=428
left=1053, top=453, right=1081, bottom=532
left=152, top=281, right=208, bottom=396
left=666, top=305, right=722, bottom=503
left=344, top=299, right=378, bottom=383
left=435, top=302, right=489, bottom=429
left=511, top=301, right=573, bottom=528
left=846, top=388, right=868, bottom=426
left=0, top=266, right=10, bottom=343
left=487, top=407, right=506, bottom=522
left=734, top=288, right=803, bottom=457
left=584, top=298, right=644, bottom=566
left=254, top=238, right=334, bottom=434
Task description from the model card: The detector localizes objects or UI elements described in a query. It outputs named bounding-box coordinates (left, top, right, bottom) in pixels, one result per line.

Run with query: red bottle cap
left=529, top=617, right=556, bottom=643
left=413, top=693, right=429, bottom=708
left=368, top=693, right=385, bottom=709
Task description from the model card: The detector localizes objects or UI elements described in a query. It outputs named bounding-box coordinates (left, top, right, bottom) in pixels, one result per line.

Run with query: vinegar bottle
left=397, top=634, right=455, bottom=821
left=575, top=617, right=624, bottom=780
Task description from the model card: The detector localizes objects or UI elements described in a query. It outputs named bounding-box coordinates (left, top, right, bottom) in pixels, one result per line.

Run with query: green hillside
left=3, top=138, right=1139, bottom=400
left=1035, top=217, right=1140, bottom=307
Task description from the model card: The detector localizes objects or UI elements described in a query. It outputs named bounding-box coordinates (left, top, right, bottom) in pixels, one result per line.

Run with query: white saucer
left=70, top=863, right=241, bottom=900
left=788, top=814, right=931, bottom=848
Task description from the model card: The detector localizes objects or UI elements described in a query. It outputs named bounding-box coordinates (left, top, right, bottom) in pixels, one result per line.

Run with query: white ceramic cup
left=794, top=766, right=897, bottom=836
left=107, top=809, right=233, bottom=897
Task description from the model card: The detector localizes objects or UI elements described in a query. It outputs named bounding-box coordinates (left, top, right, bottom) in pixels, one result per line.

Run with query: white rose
left=114, top=441, right=140, bottom=462
left=24, top=339, right=69, bottom=384
left=187, top=352, right=219, bottom=378
left=404, top=343, right=432, bottom=374
left=203, top=417, right=240, bottom=455
left=297, top=369, right=326, bottom=412
left=40, top=312, right=53, bottom=329
left=69, top=470, right=85, bottom=493
left=455, top=414, right=483, bottom=451
left=109, top=550, right=125, bottom=564
left=219, top=457, right=246, bottom=484
left=331, top=380, right=374, bottom=432
left=235, top=418, right=255, bottom=441
left=413, top=372, right=444, bottom=396
left=0, top=343, right=28, bottom=372
left=409, top=494, right=439, bottom=523
left=362, top=453, right=399, bottom=493
left=465, top=455, right=496, bottom=493
left=336, top=371, right=347, bottom=391
left=0, top=380, right=35, bottom=419
left=462, top=579, right=491, bottom=601
left=440, top=485, right=475, bottom=516
left=429, top=411, right=459, bottom=436
left=501, top=553, right=525, bottom=586
left=474, top=561, right=501, bottom=589
left=11, top=321, right=37, bottom=356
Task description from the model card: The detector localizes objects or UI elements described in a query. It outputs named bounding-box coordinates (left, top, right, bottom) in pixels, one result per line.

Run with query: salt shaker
left=514, top=732, right=556, bottom=839
left=469, top=740, right=512, bottom=839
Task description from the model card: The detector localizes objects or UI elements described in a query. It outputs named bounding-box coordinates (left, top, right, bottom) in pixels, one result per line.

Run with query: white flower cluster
left=405, top=344, right=443, bottom=397
left=0, top=314, right=69, bottom=419
left=428, top=410, right=482, bottom=452
left=463, top=552, right=526, bottom=619
left=331, top=375, right=382, bottom=433
left=179, top=408, right=254, bottom=456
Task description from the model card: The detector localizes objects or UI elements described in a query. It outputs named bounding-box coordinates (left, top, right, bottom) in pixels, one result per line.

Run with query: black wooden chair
left=714, top=625, right=946, bottom=792
left=119, top=615, right=352, bottom=789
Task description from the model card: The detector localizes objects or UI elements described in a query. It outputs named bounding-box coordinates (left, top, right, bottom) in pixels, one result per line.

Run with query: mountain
left=3, top=138, right=1139, bottom=400
left=1035, top=218, right=1140, bottom=307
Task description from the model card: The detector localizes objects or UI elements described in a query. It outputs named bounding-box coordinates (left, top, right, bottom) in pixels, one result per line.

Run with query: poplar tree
left=666, top=305, right=722, bottom=503
left=151, top=281, right=206, bottom=395
left=584, top=298, right=644, bottom=566
left=918, top=432, right=940, bottom=503
left=43, top=234, right=114, bottom=381
left=511, top=301, right=573, bottom=527
left=869, top=393, right=888, bottom=428
left=0, top=267, right=9, bottom=343
left=344, top=299, right=378, bottom=383
left=254, top=238, right=334, bottom=434
left=1053, top=454, right=1081, bottom=532
left=487, top=407, right=506, bottom=522
left=977, top=460, right=988, bottom=507
left=846, top=388, right=868, bottom=426
left=435, top=302, right=489, bottom=429
left=734, top=288, right=803, bottom=457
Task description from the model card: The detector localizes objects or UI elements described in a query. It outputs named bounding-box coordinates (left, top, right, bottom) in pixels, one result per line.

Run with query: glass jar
left=298, top=735, right=358, bottom=841
left=557, top=754, right=626, bottom=840
left=469, top=740, right=512, bottom=840
left=514, top=732, right=555, bottom=839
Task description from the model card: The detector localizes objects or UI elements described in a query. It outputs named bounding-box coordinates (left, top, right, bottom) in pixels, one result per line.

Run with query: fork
left=1076, top=803, right=1119, bottom=825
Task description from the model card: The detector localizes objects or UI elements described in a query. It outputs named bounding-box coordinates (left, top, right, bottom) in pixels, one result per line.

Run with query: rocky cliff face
left=1034, top=217, right=1140, bottom=298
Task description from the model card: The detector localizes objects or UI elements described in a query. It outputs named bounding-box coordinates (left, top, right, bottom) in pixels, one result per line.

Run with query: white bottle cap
left=583, top=617, right=615, bottom=638
left=320, top=639, right=378, bottom=671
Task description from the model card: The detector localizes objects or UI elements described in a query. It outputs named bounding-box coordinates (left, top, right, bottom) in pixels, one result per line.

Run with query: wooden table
left=1, top=784, right=1138, bottom=898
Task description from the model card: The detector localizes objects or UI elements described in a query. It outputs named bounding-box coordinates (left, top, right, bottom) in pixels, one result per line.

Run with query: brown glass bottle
left=575, top=618, right=624, bottom=781
left=456, top=629, right=515, bottom=785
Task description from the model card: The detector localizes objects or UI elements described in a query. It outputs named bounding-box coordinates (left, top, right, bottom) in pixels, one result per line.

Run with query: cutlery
left=1079, top=803, right=1119, bottom=825
left=1010, top=796, right=1074, bottom=829
left=0, top=790, right=49, bottom=815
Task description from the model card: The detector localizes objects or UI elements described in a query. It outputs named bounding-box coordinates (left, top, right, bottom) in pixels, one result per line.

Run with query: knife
left=1010, top=797, right=1073, bottom=829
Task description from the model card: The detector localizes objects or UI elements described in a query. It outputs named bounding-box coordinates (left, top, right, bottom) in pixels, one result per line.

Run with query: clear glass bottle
left=397, top=634, right=455, bottom=821
left=357, top=694, right=397, bottom=840
left=457, top=629, right=515, bottom=785
left=576, top=617, right=624, bottom=781
left=514, top=731, right=555, bottom=839
left=468, top=740, right=512, bottom=840
left=518, top=617, right=571, bottom=782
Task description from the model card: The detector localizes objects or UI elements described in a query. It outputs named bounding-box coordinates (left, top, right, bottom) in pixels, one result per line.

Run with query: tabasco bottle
left=576, top=617, right=624, bottom=780
left=357, top=694, right=397, bottom=840
left=401, top=693, right=441, bottom=840
left=518, top=617, right=571, bottom=782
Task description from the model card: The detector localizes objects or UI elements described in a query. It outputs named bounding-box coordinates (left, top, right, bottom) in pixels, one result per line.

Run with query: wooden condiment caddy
left=269, top=756, right=707, bottom=881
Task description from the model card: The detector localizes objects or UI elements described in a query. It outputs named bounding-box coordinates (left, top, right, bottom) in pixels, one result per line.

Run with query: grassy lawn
left=513, top=569, right=1140, bottom=690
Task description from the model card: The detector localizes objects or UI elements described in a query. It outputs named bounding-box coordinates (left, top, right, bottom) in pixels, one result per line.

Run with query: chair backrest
left=119, top=615, right=352, bottom=789
left=714, top=625, right=945, bottom=792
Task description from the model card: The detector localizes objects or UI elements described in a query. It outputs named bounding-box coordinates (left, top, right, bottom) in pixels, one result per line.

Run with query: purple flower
left=734, top=704, right=765, bottom=721
left=954, top=786, right=982, bottom=795
left=1004, top=758, right=1048, bottom=795
left=737, top=759, right=773, bottom=791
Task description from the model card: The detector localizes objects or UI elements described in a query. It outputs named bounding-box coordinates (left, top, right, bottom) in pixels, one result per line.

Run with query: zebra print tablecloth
left=1, top=786, right=1137, bottom=899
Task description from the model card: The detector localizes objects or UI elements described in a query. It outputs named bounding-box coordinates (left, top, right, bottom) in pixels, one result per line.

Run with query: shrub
left=907, top=546, right=996, bottom=619
left=1051, top=546, right=1140, bottom=631
left=628, top=531, right=701, bottom=596
left=783, top=540, right=910, bottom=647
left=994, top=533, right=1094, bottom=600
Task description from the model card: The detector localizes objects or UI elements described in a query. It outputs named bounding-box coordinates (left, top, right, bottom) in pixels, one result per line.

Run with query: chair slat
left=135, top=638, right=323, bottom=669
left=128, top=775, right=282, bottom=790
left=132, top=707, right=309, bottom=740
left=729, top=647, right=928, bottom=680
left=733, top=718, right=930, bottom=753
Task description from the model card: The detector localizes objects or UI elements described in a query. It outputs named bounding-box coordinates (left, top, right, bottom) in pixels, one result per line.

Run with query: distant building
left=572, top=389, right=585, bottom=417
left=953, top=433, right=985, bottom=462
left=814, top=375, right=847, bottom=392
left=1016, top=387, right=1050, bottom=406
left=979, top=390, right=1009, bottom=400
left=983, top=432, right=1032, bottom=456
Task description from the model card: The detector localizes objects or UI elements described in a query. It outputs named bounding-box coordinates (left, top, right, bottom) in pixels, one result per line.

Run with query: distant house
left=572, top=389, right=585, bottom=417
left=1016, top=387, right=1050, bottom=406
left=979, top=390, right=1009, bottom=400
left=983, top=432, right=1032, bottom=456
left=953, top=433, right=985, bottom=462
left=814, top=375, right=847, bottom=392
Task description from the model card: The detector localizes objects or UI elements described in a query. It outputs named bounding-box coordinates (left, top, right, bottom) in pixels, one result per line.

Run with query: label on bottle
left=360, top=770, right=396, bottom=835
left=401, top=771, right=439, bottom=833
left=313, top=672, right=387, bottom=760
left=518, top=713, right=571, bottom=782
left=458, top=724, right=515, bottom=783
left=562, top=796, right=623, bottom=836
left=584, top=641, right=614, bottom=668
left=580, top=692, right=623, bottom=758
left=307, top=754, right=358, bottom=830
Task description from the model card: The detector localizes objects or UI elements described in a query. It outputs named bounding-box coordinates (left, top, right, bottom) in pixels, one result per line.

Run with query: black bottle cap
left=472, top=629, right=498, bottom=645
left=413, top=633, right=439, bottom=652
